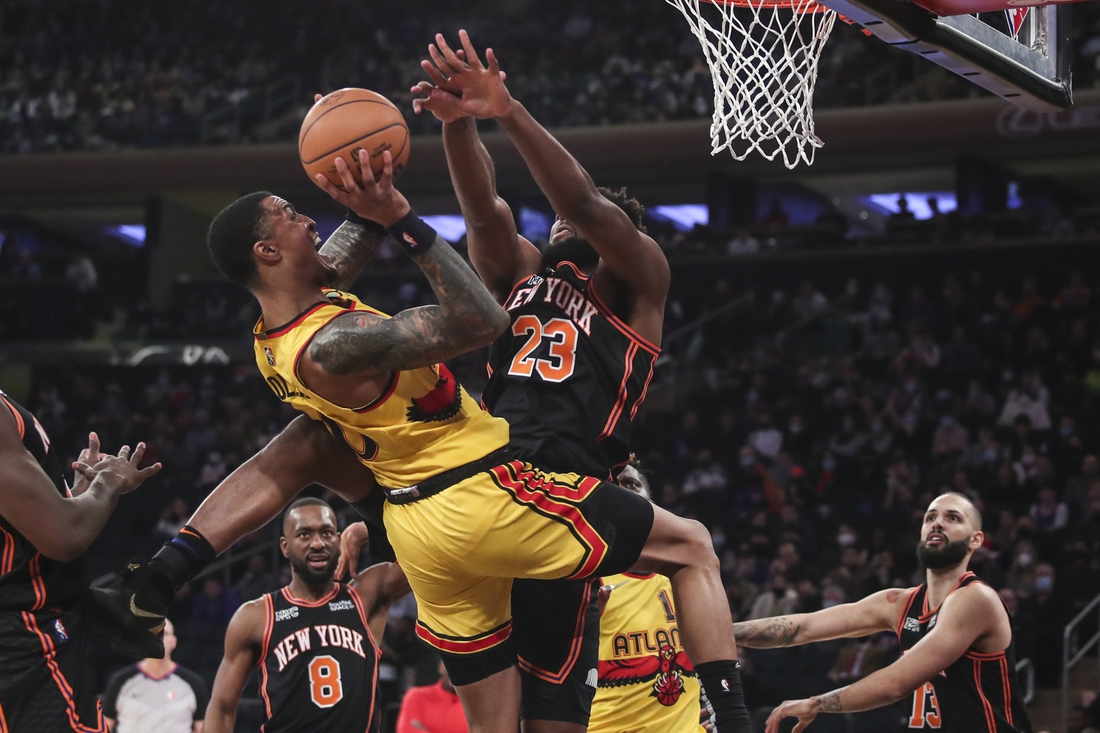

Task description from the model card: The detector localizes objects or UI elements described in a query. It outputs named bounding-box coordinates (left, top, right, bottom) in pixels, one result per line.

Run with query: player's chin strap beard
left=916, top=536, right=971, bottom=570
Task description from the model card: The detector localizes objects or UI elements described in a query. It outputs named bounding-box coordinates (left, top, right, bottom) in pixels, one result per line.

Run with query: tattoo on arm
left=733, top=617, right=802, bottom=648
left=817, top=692, right=844, bottom=713
left=310, top=236, right=509, bottom=374
left=320, top=222, right=385, bottom=290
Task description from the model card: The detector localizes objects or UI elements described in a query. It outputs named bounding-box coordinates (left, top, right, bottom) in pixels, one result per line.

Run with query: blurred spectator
left=1029, top=487, right=1069, bottom=533
left=232, top=554, right=277, bottom=602
left=726, top=229, right=760, bottom=256
left=155, top=498, right=191, bottom=540
left=11, top=250, right=43, bottom=281
left=396, top=660, right=467, bottom=733
left=999, top=373, right=1052, bottom=431
left=761, top=200, right=790, bottom=229
left=793, top=281, right=828, bottom=321
left=188, top=579, right=239, bottom=628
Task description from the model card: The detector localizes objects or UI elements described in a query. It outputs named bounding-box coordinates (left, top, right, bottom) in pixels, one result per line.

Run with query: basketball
left=299, top=88, right=410, bottom=190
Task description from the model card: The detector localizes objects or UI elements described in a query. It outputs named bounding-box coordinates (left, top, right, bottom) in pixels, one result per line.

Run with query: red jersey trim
left=999, top=656, right=1014, bottom=724
left=254, top=301, right=329, bottom=340
left=585, top=283, right=661, bottom=357
left=28, top=554, right=46, bottom=610
left=973, top=659, right=998, bottom=733
left=598, top=343, right=638, bottom=443
left=919, top=572, right=976, bottom=620
left=416, top=619, right=513, bottom=654
left=0, top=700, right=9, bottom=733
left=280, top=584, right=341, bottom=608
left=1, top=397, right=24, bottom=439
left=0, top=525, right=14, bottom=575
left=21, top=611, right=106, bottom=732
left=258, top=594, right=275, bottom=719
left=621, top=571, right=657, bottom=580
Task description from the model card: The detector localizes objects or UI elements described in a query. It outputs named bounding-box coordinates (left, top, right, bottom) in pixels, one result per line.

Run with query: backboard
left=818, top=0, right=1075, bottom=110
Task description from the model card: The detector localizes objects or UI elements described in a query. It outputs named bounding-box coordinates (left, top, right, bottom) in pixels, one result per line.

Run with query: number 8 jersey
left=484, top=261, right=660, bottom=478
left=258, top=584, right=380, bottom=733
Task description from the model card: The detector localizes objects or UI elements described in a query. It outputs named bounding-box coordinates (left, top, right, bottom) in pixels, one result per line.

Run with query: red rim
left=702, top=0, right=830, bottom=10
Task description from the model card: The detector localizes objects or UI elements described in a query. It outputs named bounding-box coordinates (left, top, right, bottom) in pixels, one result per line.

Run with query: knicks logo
left=406, top=364, right=463, bottom=423
left=598, top=641, right=694, bottom=707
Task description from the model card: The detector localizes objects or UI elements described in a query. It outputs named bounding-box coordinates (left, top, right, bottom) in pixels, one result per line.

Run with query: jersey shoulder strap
left=257, top=592, right=276, bottom=668
left=895, top=585, right=925, bottom=638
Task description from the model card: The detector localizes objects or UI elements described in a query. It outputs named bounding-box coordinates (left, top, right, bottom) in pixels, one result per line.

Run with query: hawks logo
left=406, top=364, right=463, bottom=423
left=598, top=642, right=695, bottom=707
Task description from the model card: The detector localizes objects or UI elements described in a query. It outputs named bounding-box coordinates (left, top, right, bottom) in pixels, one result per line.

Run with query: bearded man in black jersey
left=733, top=492, right=1032, bottom=733
left=204, top=497, right=408, bottom=733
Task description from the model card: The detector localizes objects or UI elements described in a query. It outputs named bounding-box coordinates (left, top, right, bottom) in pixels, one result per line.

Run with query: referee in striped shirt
left=102, top=619, right=208, bottom=733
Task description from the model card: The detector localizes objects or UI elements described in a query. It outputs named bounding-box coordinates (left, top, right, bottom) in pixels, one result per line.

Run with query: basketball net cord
left=666, top=0, right=837, bottom=168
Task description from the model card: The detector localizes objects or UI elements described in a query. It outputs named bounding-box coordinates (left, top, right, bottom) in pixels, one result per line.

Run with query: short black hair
left=207, top=191, right=273, bottom=288
left=282, top=496, right=334, bottom=535
left=597, top=186, right=647, bottom=234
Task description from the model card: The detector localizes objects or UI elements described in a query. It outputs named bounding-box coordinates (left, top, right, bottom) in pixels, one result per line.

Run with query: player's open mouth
left=313, top=234, right=323, bottom=250
left=307, top=553, right=329, bottom=568
left=926, top=533, right=946, bottom=546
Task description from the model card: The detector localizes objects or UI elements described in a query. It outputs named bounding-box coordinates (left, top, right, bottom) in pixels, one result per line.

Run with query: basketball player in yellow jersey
left=591, top=460, right=705, bottom=733
left=95, top=137, right=749, bottom=733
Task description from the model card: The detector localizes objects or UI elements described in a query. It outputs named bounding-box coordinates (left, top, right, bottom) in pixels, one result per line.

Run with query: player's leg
left=452, top=666, right=523, bottom=733
left=512, top=578, right=600, bottom=733
left=629, top=505, right=749, bottom=732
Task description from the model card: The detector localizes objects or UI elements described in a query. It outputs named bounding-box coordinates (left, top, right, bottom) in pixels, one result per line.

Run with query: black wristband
left=344, top=209, right=387, bottom=236
left=386, top=208, right=437, bottom=257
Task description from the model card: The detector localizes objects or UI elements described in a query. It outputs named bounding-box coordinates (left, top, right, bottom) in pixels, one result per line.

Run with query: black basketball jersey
left=0, top=389, right=87, bottom=612
left=896, top=572, right=1032, bottom=733
left=484, top=262, right=659, bottom=478
left=258, top=584, right=380, bottom=733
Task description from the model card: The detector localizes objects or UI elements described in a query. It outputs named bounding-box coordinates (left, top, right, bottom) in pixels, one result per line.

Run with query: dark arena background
left=3, top=0, right=1100, bottom=731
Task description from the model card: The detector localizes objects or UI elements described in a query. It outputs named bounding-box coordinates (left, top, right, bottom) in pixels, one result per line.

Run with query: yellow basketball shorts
left=382, top=459, right=653, bottom=664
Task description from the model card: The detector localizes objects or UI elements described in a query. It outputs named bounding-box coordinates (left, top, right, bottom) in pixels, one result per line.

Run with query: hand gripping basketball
left=313, top=150, right=411, bottom=229
left=412, top=30, right=511, bottom=121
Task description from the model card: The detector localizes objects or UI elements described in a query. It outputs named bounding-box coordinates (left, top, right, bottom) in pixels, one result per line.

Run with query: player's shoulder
left=228, top=595, right=271, bottom=636
left=946, top=576, right=1003, bottom=611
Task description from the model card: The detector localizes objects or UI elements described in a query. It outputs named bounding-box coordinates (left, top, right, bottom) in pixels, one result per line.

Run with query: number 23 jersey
left=258, top=584, right=380, bottom=733
left=484, top=262, right=659, bottom=478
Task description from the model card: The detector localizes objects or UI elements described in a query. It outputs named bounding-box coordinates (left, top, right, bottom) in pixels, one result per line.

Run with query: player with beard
left=730, top=492, right=1032, bottom=733
left=204, top=498, right=409, bottom=733
left=407, top=31, right=750, bottom=733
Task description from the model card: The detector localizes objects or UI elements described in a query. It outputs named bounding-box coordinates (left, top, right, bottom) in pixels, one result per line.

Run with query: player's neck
left=287, top=575, right=336, bottom=602
left=139, top=657, right=174, bottom=678
left=255, top=283, right=327, bottom=333
left=924, top=563, right=969, bottom=609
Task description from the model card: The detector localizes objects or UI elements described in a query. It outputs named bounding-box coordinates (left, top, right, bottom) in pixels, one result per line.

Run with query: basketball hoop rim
left=700, top=0, right=830, bottom=11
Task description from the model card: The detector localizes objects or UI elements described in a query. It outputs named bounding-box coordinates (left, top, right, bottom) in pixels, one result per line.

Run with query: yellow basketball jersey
left=253, top=289, right=510, bottom=487
left=589, top=573, right=705, bottom=733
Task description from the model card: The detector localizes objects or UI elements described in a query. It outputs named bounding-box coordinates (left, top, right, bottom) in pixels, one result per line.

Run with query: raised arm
left=764, top=584, right=999, bottom=733
left=416, top=31, right=669, bottom=314
left=204, top=600, right=264, bottom=733
left=440, top=117, right=541, bottom=301
left=0, top=408, right=160, bottom=562
left=734, top=587, right=906, bottom=649
left=306, top=151, right=509, bottom=376
left=350, top=558, right=413, bottom=643
left=318, top=219, right=386, bottom=290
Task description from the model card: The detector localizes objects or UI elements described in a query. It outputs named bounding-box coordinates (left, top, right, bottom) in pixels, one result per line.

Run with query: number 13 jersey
left=258, top=584, right=380, bottom=733
left=484, top=262, right=660, bottom=478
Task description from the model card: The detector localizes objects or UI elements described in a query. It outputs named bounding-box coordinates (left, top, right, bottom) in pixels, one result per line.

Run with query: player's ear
left=279, top=536, right=290, bottom=558
left=969, top=530, right=983, bottom=551
left=254, top=238, right=280, bottom=265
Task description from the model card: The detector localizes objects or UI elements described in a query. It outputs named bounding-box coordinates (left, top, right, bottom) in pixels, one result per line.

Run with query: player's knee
left=648, top=515, right=718, bottom=575
left=681, top=518, right=720, bottom=570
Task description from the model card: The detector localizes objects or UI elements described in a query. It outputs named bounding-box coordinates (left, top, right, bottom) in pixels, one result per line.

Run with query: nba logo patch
left=264, top=346, right=276, bottom=366
left=53, top=619, right=68, bottom=642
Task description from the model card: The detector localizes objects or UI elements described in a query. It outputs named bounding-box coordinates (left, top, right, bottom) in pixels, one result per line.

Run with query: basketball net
left=666, top=0, right=837, bottom=168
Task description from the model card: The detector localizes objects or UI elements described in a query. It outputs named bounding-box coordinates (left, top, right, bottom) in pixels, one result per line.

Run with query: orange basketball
left=299, top=88, right=410, bottom=190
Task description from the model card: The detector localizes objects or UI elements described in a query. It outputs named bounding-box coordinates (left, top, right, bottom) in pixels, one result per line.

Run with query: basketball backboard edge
left=815, top=0, right=1073, bottom=111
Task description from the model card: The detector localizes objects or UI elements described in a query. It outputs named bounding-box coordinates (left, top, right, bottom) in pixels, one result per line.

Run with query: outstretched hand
left=70, top=431, right=103, bottom=496
left=765, top=697, right=819, bottom=733
left=73, top=442, right=162, bottom=495
left=313, top=149, right=410, bottom=228
left=411, top=29, right=511, bottom=122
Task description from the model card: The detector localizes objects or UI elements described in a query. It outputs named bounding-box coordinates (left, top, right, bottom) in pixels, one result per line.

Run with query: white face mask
left=1017, top=553, right=1033, bottom=567
left=822, top=599, right=839, bottom=609
left=1034, top=575, right=1053, bottom=593
left=837, top=533, right=857, bottom=548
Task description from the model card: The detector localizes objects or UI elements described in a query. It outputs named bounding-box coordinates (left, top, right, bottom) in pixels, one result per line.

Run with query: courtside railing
left=1063, top=591, right=1100, bottom=733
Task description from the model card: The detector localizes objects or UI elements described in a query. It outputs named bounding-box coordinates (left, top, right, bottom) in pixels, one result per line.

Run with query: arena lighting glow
left=420, top=215, right=467, bottom=243
left=650, top=204, right=708, bottom=231
left=865, top=193, right=957, bottom=221
left=519, top=206, right=553, bottom=242
left=106, top=224, right=147, bottom=246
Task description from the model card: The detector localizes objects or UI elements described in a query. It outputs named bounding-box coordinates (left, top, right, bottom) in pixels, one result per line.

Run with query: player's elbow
left=458, top=307, right=510, bottom=348
left=33, top=525, right=89, bottom=562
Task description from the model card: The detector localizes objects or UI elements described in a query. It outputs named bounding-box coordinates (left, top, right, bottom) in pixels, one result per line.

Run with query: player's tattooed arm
left=733, top=616, right=803, bottom=648
left=816, top=692, right=844, bottom=712
left=320, top=221, right=386, bottom=290
left=310, top=237, right=510, bottom=374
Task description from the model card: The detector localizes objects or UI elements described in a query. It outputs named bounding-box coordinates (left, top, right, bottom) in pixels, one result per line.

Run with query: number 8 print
left=309, top=655, right=343, bottom=708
